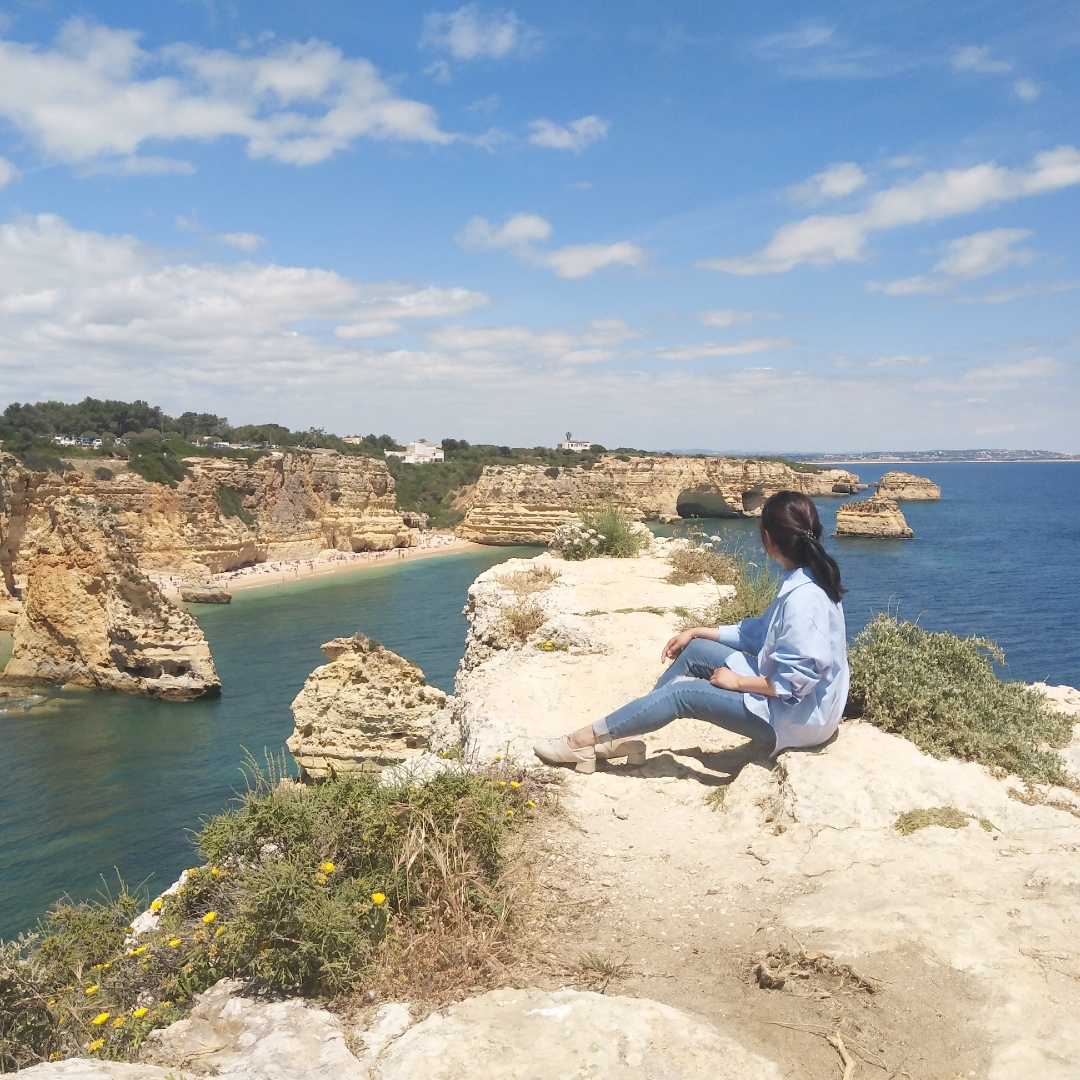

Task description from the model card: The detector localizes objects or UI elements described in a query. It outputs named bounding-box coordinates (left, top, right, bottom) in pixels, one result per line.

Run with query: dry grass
left=501, top=598, right=547, bottom=642
left=495, top=565, right=561, bottom=596
left=665, top=545, right=737, bottom=586
left=894, top=806, right=995, bottom=835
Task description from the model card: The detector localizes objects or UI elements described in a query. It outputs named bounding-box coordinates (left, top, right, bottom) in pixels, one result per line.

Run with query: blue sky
left=0, top=2, right=1077, bottom=451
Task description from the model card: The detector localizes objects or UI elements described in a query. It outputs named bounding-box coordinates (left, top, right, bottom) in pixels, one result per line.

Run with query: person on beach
left=533, top=490, right=850, bottom=773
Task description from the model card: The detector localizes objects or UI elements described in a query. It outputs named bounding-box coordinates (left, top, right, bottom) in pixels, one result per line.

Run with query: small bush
left=550, top=505, right=646, bottom=561
left=544, top=467, right=559, bottom=479
left=0, top=759, right=539, bottom=1069
left=847, top=614, right=1076, bottom=787
left=894, top=806, right=995, bottom=835
left=678, top=545, right=779, bottom=630
left=495, top=565, right=560, bottom=596
left=217, top=485, right=255, bottom=527
left=126, top=441, right=190, bottom=488
left=93, top=466, right=114, bottom=481
left=665, top=545, right=737, bottom=586
left=500, top=598, right=546, bottom=641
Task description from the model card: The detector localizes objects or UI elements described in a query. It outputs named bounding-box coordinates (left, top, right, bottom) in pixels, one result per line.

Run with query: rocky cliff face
left=0, top=451, right=414, bottom=582
left=287, top=633, right=447, bottom=778
left=456, top=457, right=859, bottom=544
left=876, top=471, right=941, bottom=500
left=3, top=499, right=220, bottom=699
left=834, top=495, right=914, bottom=538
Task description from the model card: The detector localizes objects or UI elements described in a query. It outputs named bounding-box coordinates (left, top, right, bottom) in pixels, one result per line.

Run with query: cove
left=0, top=546, right=536, bottom=940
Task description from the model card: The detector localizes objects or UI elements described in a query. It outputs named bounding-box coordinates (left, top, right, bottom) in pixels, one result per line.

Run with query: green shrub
left=847, top=614, right=1076, bottom=787
left=550, top=505, right=646, bottom=561
left=894, top=806, right=995, bottom=835
left=665, top=545, right=737, bottom=586
left=677, top=545, right=779, bottom=629
left=126, top=440, right=191, bottom=487
left=0, top=759, right=539, bottom=1069
left=217, top=485, right=255, bottom=526
left=93, top=466, right=114, bottom=481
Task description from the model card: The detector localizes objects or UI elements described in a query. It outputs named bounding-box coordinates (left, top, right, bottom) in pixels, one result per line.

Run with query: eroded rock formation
left=876, top=470, right=941, bottom=500
left=456, top=457, right=859, bottom=544
left=3, top=499, right=220, bottom=699
left=834, top=495, right=914, bottom=538
left=287, top=633, right=447, bottom=778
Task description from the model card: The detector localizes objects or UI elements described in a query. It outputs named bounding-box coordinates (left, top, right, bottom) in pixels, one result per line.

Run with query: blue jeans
left=593, top=638, right=777, bottom=752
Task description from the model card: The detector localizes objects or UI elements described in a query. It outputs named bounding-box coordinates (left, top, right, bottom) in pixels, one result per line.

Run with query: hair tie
left=804, top=529, right=817, bottom=542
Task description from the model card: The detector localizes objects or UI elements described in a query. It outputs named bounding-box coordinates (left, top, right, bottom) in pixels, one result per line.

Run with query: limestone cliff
left=3, top=499, right=220, bottom=699
left=287, top=633, right=447, bottom=778
left=456, top=457, right=859, bottom=544
left=876, top=470, right=941, bottom=500
left=834, top=495, right=914, bottom=538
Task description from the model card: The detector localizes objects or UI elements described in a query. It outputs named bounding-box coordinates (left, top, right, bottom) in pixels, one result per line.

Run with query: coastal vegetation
left=847, top=614, right=1077, bottom=787
left=550, top=505, right=646, bottom=560
left=0, top=758, right=540, bottom=1070
left=671, top=537, right=779, bottom=628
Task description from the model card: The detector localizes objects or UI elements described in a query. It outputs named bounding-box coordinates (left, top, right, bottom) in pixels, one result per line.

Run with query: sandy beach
left=154, top=533, right=489, bottom=599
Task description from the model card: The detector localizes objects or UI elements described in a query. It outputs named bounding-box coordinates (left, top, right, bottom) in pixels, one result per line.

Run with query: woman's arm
left=660, top=626, right=718, bottom=662
left=708, top=667, right=777, bottom=696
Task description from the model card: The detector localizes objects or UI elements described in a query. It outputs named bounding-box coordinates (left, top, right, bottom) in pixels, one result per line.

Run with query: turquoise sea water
left=2, top=462, right=1078, bottom=938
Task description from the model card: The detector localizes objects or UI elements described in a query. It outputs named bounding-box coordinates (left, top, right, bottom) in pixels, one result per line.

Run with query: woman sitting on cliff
left=533, top=491, right=849, bottom=772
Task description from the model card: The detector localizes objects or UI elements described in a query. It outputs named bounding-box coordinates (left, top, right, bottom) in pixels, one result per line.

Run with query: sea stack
left=834, top=495, right=915, bottom=539
left=3, top=499, right=220, bottom=699
left=287, top=633, right=447, bottom=778
left=876, top=471, right=941, bottom=500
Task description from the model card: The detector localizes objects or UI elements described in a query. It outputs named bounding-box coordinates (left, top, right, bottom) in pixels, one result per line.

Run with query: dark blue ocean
left=1, top=463, right=1078, bottom=938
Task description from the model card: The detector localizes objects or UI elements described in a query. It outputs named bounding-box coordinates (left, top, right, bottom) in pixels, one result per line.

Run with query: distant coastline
left=787, top=450, right=1080, bottom=464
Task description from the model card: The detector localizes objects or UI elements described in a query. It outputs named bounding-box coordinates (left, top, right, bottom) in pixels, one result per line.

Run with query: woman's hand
left=661, top=629, right=696, bottom=663
left=709, top=666, right=742, bottom=691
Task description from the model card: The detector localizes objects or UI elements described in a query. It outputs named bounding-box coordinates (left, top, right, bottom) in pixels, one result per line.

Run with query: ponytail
left=760, top=491, right=847, bottom=604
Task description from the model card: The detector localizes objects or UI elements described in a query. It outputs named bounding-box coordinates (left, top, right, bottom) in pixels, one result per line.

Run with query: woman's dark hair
left=760, top=490, right=847, bottom=604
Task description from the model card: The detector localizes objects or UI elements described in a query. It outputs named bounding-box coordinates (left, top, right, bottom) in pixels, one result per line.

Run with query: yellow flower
left=132, top=1007, right=149, bottom=1019
left=126, top=945, right=148, bottom=957
left=493, top=754, right=502, bottom=761
left=510, top=781, right=520, bottom=789
left=168, top=938, right=181, bottom=948
left=49, top=1052, right=62, bottom=1060
left=91, top=1012, right=110, bottom=1026
left=187, top=867, right=200, bottom=874
left=214, top=926, right=224, bottom=937
left=85, top=984, right=100, bottom=995
left=48, top=999, right=56, bottom=1006
left=176, top=886, right=185, bottom=894
left=102, top=963, right=111, bottom=969
left=150, top=899, right=163, bottom=912
left=161, top=1001, right=174, bottom=1008
left=210, top=867, right=227, bottom=878
left=506, top=809, right=514, bottom=817
left=527, top=800, right=536, bottom=808
left=314, top=872, right=327, bottom=885
left=371, top=892, right=387, bottom=906
left=91, top=963, right=102, bottom=971
left=202, top=911, right=218, bottom=924
left=111, top=1017, right=126, bottom=1028
left=497, top=780, right=507, bottom=788
left=88, top=1039, right=105, bottom=1052
left=319, top=861, right=336, bottom=873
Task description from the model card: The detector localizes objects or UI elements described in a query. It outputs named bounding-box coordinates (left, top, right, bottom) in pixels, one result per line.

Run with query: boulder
left=287, top=633, right=446, bottom=777
left=2, top=499, right=220, bottom=699
left=178, top=583, right=232, bottom=604
left=834, top=495, right=914, bottom=538
left=876, top=470, right=941, bottom=500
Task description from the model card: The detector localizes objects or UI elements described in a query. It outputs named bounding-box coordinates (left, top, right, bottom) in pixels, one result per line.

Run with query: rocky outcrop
left=286, top=634, right=447, bottom=778
left=455, top=457, right=859, bottom=544
left=876, top=470, right=941, bottom=500
left=3, top=499, right=219, bottom=699
left=834, top=494, right=914, bottom=538
left=444, top=551, right=1080, bottom=1077
left=178, top=584, right=232, bottom=603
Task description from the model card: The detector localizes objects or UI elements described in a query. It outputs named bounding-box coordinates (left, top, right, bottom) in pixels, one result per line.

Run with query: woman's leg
left=593, top=677, right=776, bottom=750
left=654, top=637, right=739, bottom=690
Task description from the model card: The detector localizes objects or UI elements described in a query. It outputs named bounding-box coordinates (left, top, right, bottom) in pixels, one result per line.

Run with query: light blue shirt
left=718, top=566, right=849, bottom=754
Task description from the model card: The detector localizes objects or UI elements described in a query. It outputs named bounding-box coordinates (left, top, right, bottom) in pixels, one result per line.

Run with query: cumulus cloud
left=456, top=212, right=643, bottom=279
left=787, top=162, right=867, bottom=206
left=700, top=147, right=1080, bottom=275
left=0, top=157, right=20, bottom=188
left=0, top=18, right=451, bottom=172
left=420, top=4, right=540, bottom=61
left=868, top=228, right=1035, bottom=295
left=426, top=318, right=643, bottom=365
left=654, top=337, right=794, bottom=361
left=951, top=45, right=1012, bottom=74
left=1013, top=78, right=1041, bottom=102
left=527, top=115, right=609, bottom=152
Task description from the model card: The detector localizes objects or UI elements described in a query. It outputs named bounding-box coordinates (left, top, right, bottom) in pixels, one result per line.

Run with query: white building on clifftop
left=384, top=440, right=445, bottom=464
left=558, top=432, right=592, bottom=452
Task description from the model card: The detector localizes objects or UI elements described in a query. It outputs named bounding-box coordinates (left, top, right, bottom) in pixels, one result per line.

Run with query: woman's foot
left=533, top=736, right=596, bottom=773
left=595, top=738, right=647, bottom=766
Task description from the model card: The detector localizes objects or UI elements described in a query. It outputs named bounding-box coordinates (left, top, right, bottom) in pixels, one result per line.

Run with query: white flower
left=710, top=535, right=722, bottom=542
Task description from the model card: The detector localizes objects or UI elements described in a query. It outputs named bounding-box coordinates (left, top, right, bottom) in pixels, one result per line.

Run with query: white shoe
left=533, top=736, right=597, bottom=774
left=595, top=738, right=647, bottom=766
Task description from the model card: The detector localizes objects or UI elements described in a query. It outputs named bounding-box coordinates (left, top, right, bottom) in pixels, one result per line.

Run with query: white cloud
left=420, top=4, right=540, bottom=61
left=964, top=357, right=1062, bottom=384
left=425, top=318, right=642, bottom=364
left=466, top=94, right=500, bottom=114
left=952, top=45, right=1012, bottom=74
left=0, top=18, right=451, bottom=172
left=215, top=232, right=266, bottom=252
left=951, top=279, right=1080, bottom=305
left=787, top=162, right=867, bottom=206
left=696, top=309, right=780, bottom=327
left=868, top=228, right=1035, bottom=295
left=456, top=213, right=643, bottom=278
left=1013, top=78, right=1041, bottom=102
left=175, top=212, right=203, bottom=233
left=527, top=115, right=609, bottom=152
left=835, top=353, right=932, bottom=368
left=655, top=337, right=794, bottom=361
left=0, top=156, right=20, bottom=187
left=701, top=147, right=1080, bottom=275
